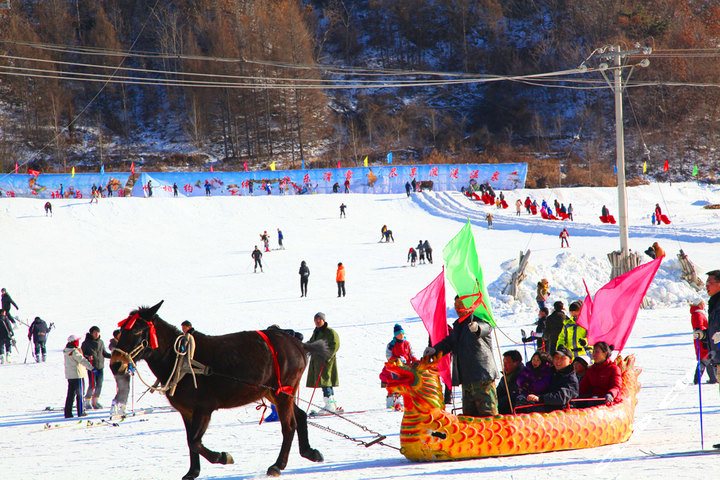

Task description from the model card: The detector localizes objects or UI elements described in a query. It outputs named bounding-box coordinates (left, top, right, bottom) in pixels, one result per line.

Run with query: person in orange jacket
left=336, top=262, right=346, bottom=297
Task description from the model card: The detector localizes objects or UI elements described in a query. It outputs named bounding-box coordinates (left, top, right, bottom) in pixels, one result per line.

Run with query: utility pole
left=594, top=45, right=651, bottom=277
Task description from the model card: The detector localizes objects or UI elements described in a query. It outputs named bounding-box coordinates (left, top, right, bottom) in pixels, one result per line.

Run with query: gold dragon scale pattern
left=383, top=355, right=641, bottom=461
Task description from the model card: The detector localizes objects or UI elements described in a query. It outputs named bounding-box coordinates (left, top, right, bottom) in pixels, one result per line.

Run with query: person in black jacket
left=0, top=311, right=15, bottom=363
left=81, top=326, right=111, bottom=409
left=299, top=260, right=310, bottom=297
left=543, top=301, right=567, bottom=355
left=424, top=296, right=499, bottom=417
left=252, top=246, right=263, bottom=273
left=1, top=288, right=18, bottom=322
left=525, top=345, right=579, bottom=412
left=496, top=350, right=524, bottom=414
left=28, top=316, right=52, bottom=362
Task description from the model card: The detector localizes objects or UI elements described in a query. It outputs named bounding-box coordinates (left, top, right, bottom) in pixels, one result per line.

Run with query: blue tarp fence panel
left=0, top=163, right=527, bottom=198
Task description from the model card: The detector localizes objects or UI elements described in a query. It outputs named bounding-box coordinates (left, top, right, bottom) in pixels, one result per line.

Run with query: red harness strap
left=256, top=330, right=294, bottom=396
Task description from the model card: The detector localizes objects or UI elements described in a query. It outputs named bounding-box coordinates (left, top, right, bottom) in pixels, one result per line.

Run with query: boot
left=84, top=399, right=92, bottom=411
left=92, top=400, right=103, bottom=409
left=265, top=405, right=279, bottom=422
left=0, top=355, right=4, bottom=364
left=323, top=396, right=338, bottom=412
left=4, top=353, right=9, bottom=363
left=42, top=355, right=46, bottom=362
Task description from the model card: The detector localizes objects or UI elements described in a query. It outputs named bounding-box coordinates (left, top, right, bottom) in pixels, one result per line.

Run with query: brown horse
left=109, top=301, right=327, bottom=479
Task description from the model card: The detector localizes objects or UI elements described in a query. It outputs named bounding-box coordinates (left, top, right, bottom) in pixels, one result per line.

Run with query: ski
left=108, top=405, right=174, bottom=422
left=641, top=448, right=720, bottom=458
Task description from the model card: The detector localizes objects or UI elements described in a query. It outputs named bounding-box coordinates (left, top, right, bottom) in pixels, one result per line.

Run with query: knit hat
left=394, top=324, right=404, bottom=335
left=314, top=312, right=326, bottom=321
left=67, top=335, right=80, bottom=344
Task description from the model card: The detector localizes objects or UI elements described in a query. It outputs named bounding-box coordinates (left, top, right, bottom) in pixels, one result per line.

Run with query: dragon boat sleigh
left=381, top=354, right=641, bottom=461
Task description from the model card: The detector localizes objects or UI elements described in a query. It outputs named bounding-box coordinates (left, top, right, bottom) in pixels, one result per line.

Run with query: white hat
left=67, top=335, right=80, bottom=343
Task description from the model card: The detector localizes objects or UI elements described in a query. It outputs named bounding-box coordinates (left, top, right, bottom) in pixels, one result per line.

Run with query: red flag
left=131, top=161, right=135, bottom=175
left=410, top=268, right=451, bottom=388
left=337, top=160, right=341, bottom=169
left=210, top=166, right=214, bottom=172
left=577, top=256, right=662, bottom=353
left=243, top=161, right=248, bottom=172
left=28, top=169, right=40, bottom=177
left=663, top=159, right=669, bottom=172
left=15, top=162, right=18, bottom=174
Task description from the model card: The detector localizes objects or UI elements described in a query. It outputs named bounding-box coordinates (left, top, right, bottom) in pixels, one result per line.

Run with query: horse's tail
left=303, top=340, right=331, bottom=361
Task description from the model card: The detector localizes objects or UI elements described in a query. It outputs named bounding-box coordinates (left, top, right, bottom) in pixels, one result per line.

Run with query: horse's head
left=379, top=355, right=445, bottom=412
left=110, top=300, right=164, bottom=375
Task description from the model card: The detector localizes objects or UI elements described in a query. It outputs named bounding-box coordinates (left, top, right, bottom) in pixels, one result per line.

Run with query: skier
left=147, top=180, right=152, bottom=197
left=0, top=311, right=14, bottom=363
left=336, top=262, right=346, bottom=297
left=44, top=201, right=52, bottom=216
left=1, top=288, right=18, bottom=323
left=252, top=246, right=263, bottom=272
left=299, top=260, right=309, bottom=297
left=416, top=241, right=426, bottom=264
left=64, top=335, right=93, bottom=418
left=28, top=316, right=52, bottom=362
left=559, top=228, right=570, bottom=248
left=307, top=312, right=341, bottom=412
left=344, top=178, right=350, bottom=193
left=173, top=182, right=179, bottom=197
left=339, top=203, right=347, bottom=218
left=384, top=324, right=418, bottom=409
left=405, top=182, right=411, bottom=197
left=380, top=225, right=388, bottom=242
left=204, top=180, right=211, bottom=196
left=81, top=326, right=111, bottom=409
left=260, top=231, right=270, bottom=252
left=407, top=248, right=417, bottom=266
left=277, top=228, right=285, bottom=250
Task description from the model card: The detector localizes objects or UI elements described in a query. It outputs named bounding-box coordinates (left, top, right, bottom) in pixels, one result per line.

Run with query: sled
left=547, top=214, right=559, bottom=220
left=558, top=212, right=569, bottom=220
left=600, top=215, right=616, bottom=224
left=540, top=210, right=549, bottom=220
left=465, top=192, right=480, bottom=201
left=500, top=200, right=508, bottom=209
left=530, top=205, right=537, bottom=215
left=382, top=354, right=640, bottom=461
left=659, top=214, right=671, bottom=224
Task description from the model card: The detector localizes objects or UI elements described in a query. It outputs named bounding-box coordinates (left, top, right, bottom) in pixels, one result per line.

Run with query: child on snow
left=407, top=248, right=417, bottom=266
left=384, top=324, right=418, bottom=409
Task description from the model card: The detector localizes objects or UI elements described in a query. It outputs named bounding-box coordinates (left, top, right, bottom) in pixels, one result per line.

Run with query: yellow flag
left=363, top=156, right=368, bottom=167
left=270, top=161, right=276, bottom=171
left=71, top=166, right=75, bottom=178
left=642, top=161, right=647, bottom=173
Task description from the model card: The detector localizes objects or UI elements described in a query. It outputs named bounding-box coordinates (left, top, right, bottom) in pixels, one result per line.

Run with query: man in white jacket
left=64, top=335, right=93, bottom=418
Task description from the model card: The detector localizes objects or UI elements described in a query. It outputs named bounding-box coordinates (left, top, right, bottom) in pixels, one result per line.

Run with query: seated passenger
left=525, top=345, right=578, bottom=412
left=516, top=351, right=553, bottom=406
left=572, top=355, right=590, bottom=382
left=496, top=350, right=524, bottom=414
left=578, top=341, right=622, bottom=406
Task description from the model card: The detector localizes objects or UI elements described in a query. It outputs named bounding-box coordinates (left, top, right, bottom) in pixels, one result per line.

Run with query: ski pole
left=520, top=329, right=528, bottom=362
left=24, top=340, right=31, bottom=363
left=695, top=337, right=704, bottom=450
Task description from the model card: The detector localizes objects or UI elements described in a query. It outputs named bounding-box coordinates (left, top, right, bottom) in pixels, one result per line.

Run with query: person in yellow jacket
left=556, top=301, right=591, bottom=359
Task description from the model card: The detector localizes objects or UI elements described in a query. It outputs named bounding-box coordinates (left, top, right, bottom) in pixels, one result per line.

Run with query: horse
left=109, top=301, right=328, bottom=479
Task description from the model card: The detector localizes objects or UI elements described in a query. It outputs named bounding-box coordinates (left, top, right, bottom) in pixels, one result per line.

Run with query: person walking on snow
left=299, top=260, right=309, bottom=297
left=336, top=262, right=346, bottom=297
left=407, top=248, right=418, bottom=266
left=0, top=311, right=14, bottom=363
left=416, top=241, right=426, bottom=264
left=567, top=203, right=574, bottom=221
left=64, top=335, right=93, bottom=418
left=486, top=212, right=494, bottom=229
left=339, top=203, right=347, bottom=218
left=423, top=240, right=433, bottom=264
left=559, top=228, right=570, bottom=248
left=655, top=203, right=662, bottom=224
left=277, top=228, right=285, bottom=250
left=28, top=316, right=52, bottom=362
left=307, top=312, right=341, bottom=412
left=515, top=199, right=522, bottom=216
left=260, top=231, right=270, bottom=252
left=252, top=246, right=263, bottom=272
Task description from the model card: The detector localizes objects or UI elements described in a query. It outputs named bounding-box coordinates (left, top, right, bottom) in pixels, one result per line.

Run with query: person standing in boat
left=423, top=296, right=499, bottom=417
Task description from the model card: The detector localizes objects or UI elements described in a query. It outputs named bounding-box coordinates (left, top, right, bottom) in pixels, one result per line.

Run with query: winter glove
left=91, top=368, right=99, bottom=375
left=693, top=330, right=706, bottom=340
left=713, top=332, right=720, bottom=345
left=422, top=347, right=436, bottom=358
left=516, top=395, right=527, bottom=404
left=127, top=364, right=136, bottom=374
left=468, top=321, right=479, bottom=333
left=605, top=393, right=614, bottom=405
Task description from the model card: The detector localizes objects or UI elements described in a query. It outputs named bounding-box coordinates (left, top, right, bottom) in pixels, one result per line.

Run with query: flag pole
left=695, top=337, right=705, bottom=449
left=493, top=328, right=512, bottom=414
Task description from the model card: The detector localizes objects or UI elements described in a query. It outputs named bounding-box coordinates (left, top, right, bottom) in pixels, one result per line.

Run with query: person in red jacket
left=691, top=300, right=718, bottom=384
left=578, top=341, right=622, bottom=407
left=384, top=324, right=417, bottom=409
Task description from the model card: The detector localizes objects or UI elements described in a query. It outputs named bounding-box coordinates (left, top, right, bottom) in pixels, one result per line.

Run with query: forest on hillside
left=0, top=0, right=719, bottom=185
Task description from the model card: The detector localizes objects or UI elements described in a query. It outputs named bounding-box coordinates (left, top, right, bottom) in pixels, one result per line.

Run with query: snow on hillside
left=0, top=182, right=719, bottom=479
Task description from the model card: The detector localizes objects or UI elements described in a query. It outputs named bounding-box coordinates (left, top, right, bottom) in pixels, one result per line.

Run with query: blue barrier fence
left=0, top=163, right=527, bottom=198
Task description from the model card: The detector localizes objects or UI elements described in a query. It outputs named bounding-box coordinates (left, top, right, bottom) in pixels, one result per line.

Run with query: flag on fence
left=270, top=162, right=276, bottom=171
left=410, top=268, right=451, bottom=388
left=442, top=220, right=495, bottom=326
left=663, top=159, right=669, bottom=172
left=131, top=162, right=135, bottom=175
left=243, top=161, right=248, bottom=172
left=14, top=162, right=18, bottom=174
left=210, top=166, right=213, bottom=173
left=337, top=160, right=341, bottom=169
left=71, top=167, right=75, bottom=178
left=363, top=156, right=368, bottom=167
left=28, top=169, right=40, bottom=177
left=577, top=256, right=662, bottom=353
left=692, top=165, right=698, bottom=177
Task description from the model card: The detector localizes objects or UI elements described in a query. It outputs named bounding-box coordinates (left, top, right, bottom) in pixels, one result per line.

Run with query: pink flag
left=15, top=162, right=18, bottom=174
left=410, top=268, right=451, bottom=388
left=243, top=161, right=248, bottom=172
left=210, top=166, right=214, bottom=172
left=337, top=160, right=341, bottom=169
left=577, top=257, right=662, bottom=352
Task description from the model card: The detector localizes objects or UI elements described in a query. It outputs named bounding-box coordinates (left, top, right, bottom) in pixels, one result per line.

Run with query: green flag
left=442, top=220, right=495, bottom=326
left=692, top=165, right=698, bottom=177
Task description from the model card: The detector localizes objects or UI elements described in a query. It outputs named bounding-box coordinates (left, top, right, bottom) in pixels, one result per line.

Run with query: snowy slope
left=0, top=182, right=719, bottom=479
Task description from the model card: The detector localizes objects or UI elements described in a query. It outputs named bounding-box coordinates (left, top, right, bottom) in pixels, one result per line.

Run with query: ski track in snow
left=0, top=182, right=719, bottom=479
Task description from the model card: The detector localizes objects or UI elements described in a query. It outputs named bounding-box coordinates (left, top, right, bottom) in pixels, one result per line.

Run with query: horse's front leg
left=267, top=394, right=298, bottom=476
left=182, top=409, right=234, bottom=480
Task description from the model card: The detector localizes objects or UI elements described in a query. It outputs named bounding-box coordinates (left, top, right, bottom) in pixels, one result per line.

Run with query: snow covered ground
left=0, top=181, right=719, bottom=480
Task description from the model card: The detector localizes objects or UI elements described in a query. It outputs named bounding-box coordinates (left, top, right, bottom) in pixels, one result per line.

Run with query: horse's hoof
left=301, top=448, right=324, bottom=463
left=221, top=452, right=234, bottom=464
left=182, top=472, right=199, bottom=480
left=267, top=465, right=282, bottom=477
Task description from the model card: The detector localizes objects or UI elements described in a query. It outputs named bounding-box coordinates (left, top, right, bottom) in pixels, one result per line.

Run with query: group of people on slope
left=407, top=240, right=433, bottom=267
left=251, top=228, right=284, bottom=272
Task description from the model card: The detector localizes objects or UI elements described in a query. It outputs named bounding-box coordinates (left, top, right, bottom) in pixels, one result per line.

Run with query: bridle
left=112, top=312, right=159, bottom=366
